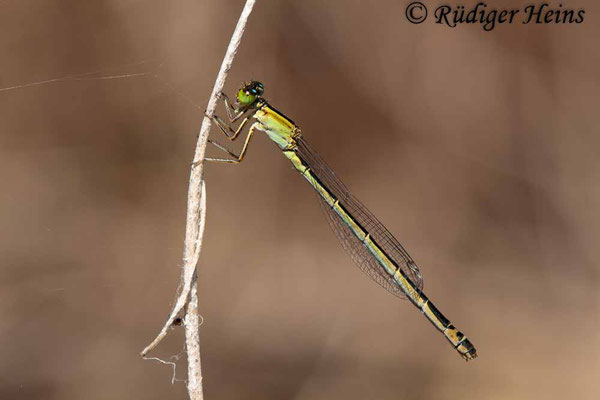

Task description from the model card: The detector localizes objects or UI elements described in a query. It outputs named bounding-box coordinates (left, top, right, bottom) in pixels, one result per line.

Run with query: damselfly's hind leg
left=197, top=124, right=258, bottom=165
left=211, top=115, right=251, bottom=141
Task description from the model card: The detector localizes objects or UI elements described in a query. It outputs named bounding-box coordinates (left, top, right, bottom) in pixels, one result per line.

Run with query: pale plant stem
left=141, top=1, right=257, bottom=399
left=185, top=281, right=203, bottom=399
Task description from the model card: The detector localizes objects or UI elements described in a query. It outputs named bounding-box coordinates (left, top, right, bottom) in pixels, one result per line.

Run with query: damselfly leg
left=215, top=92, right=241, bottom=121
left=196, top=92, right=260, bottom=164
left=204, top=125, right=257, bottom=163
left=212, top=115, right=251, bottom=141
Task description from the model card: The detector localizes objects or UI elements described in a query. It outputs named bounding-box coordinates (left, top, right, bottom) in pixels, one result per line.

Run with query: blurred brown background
left=1, top=0, right=599, bottom=399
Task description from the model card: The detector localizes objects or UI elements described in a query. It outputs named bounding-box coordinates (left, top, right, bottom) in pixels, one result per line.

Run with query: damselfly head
left=236, top=80, right=264, bottom=106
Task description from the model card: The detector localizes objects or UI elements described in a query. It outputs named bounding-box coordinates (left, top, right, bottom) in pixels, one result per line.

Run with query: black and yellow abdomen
left=281, top=147, right=477, bottom=361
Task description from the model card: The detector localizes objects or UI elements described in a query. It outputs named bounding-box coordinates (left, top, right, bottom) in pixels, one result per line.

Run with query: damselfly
left=204, top=81, right=477, bottom=361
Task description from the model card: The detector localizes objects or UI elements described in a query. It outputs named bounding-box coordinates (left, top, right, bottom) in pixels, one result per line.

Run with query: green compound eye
left=237, top=89, right=256, bottom=105
left=236, top=81, right=264, bottom=105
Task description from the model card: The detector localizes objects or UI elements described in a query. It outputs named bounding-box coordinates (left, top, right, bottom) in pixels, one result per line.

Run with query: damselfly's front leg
left=215, top=92, right=238, bottom=121
left=210, top=92, right=257, bottom=141
left=201, top=124, right=258, bottom=164
left=214, top=92, right=255, bottom=124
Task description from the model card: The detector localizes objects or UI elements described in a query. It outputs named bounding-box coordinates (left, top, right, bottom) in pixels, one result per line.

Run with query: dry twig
left=141, top=1, right=257, bottom=399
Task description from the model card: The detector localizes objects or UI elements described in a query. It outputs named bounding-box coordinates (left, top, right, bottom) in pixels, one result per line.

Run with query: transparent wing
left=296, top=137, right=423, bottom=298
left=316, top=194, right=410, bottom=297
